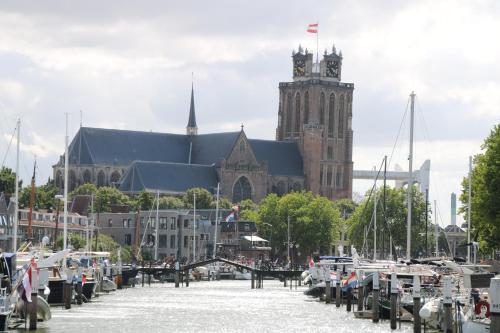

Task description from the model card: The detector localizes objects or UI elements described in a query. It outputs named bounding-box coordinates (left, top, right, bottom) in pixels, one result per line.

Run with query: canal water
left=25, top=280, right=412, bottom=333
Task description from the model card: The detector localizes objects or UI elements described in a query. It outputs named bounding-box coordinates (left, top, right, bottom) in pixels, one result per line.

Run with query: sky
left=0, top=0, right=498, bottom=227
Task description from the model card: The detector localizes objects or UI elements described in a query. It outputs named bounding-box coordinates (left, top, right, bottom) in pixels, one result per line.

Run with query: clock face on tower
left=326, top=60, right=340, bottom=78
left=293, top=59, right=306, bottom=77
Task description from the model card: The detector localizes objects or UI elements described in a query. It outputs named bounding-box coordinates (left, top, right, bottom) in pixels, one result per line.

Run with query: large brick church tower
left=276, top=44, right=354, bottom=200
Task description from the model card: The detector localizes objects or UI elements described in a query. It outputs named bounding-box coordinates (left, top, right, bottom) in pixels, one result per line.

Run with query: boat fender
left=419, top=302, right=432, bottom=319
left=474, top=300, right=490, bottom=318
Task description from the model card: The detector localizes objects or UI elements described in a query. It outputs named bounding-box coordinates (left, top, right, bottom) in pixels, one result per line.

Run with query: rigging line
left=1, top=126, right=17, bottom=168
left=387, top=96, right=411, bottom=170
left=436, top=203, right=453, bottom=258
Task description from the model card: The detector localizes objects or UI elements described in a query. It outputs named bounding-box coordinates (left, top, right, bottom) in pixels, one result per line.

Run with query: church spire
left=186, top=78, right=198, bottom=135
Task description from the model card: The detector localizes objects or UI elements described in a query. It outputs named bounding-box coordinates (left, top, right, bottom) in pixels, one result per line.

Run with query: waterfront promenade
left=28, top=280, right=412, bottom=333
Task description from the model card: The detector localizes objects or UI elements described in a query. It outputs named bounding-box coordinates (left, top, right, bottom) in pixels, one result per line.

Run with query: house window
left=327, top=146, right=333, bottom=160
left=141, top=217, right=145, bottom=226
left=160, top=217, right=167, bottom=229
left=170, top=235, right=176, bottom=249
left=184, top=219, right=189, bottom=228
left=108, top=219, right=113, bottom=227
left=123, top=219, right=128, bottom=228
left=170, top=217, right=177, bottom=230
left=184, top=236, right=188, bottom=248
left=124, top=234, right=131, bottom=246
left=159, top=235, right=167, bottom=248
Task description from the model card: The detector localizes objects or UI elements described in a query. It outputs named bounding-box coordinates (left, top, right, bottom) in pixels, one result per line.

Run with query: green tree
left=184, top=188, right=213, bottom=209
left=239, top=199, right=258, bottom=221
left=460, top=124, right=500, bottom=253
left=257, top=191, right=341, bottom=256
left=0, top=167, right=17, bottom=194
left=158, top=196, right=185, bottom=209
left=348, top=186, right=429, bottom=259
left=133, top=190, right=154, bottom=210
left=19, top=181, right=59, bottom=210
left=70, top=184, right=131, bottom=213
left=92, top=234, right=131, bottom=262
left=210, top=197, right=232, bottom=209
left=56, top=233, right=86, bottom=250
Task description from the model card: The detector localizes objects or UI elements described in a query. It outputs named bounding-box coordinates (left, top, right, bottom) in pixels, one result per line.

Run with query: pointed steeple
left=186, top=80, right=198, bottom=135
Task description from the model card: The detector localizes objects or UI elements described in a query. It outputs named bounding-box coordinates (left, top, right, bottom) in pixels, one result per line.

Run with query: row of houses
left=0, top=194, right=270, bottom=261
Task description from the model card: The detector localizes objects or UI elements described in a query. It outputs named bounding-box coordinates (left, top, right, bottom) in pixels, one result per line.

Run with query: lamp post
left=53, top=194, right=63, bottom=249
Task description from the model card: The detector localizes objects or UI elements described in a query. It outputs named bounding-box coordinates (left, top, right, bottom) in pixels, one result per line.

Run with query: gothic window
left=232, top=176, right=252, bottom=203
left=327, top=166, right=333, bottom=186
left=83, top=170, right=91, bottom=184
left=304, top=91, right=309, bottom=125
left=97, top=170, right=106, bottom=187
left=338, top=95, right=345, bottom=138
left=55, top=170, right=63, bottom=189
left=286, top=93, right=292, bottom=135
left=328, top=93, right=335, bottom=137
left=319, top=92, right=325, bottom=125
left=320, top=166, right=324, bottom=185
left=327, top=146, right=333, bottom=160
left=110, top=170, right=121, bottom=184
left=68, top=170, right=77, bottom=191
left=294, top=92, right=301, bottom=134
left=276, top=181, right=286, bottom=196
left=292, top=182, right=302, bottom=192
left=336, top=171, right=342, bottom=188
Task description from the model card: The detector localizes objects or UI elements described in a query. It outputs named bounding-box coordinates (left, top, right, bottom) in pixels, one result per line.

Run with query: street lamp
left=53, top=194, right=63, bottom=249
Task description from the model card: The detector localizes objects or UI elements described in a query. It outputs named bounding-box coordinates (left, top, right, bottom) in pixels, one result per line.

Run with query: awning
left=241, top=235, right=268, bottom=242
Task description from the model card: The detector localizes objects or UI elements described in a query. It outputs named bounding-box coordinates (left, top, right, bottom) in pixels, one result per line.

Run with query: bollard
left=76, top=281, right=83, bottom=305
left=335, top=271, right=341, bottom=308
left=175, top=262, right=180, bottom=288
left=284, top=274, right=287, bottom=287
left=325, top=280, right=331, bottom=304
left=251, top=270, right=255, bottom=289
left=148, top=261, right=152, bottom=286
left=372, top=272, right=380, bottom=323
left=390, top=272, right=398, bottom=330
left=141, top=269, right=145, bottom=287
left=442, top=276, right=453, bottom=333
left=490, top=277, right=500, bottom=333
left=357, top=270, right=364, bottom=311
left=185, top=270, right=190, bottom=287
left=64, top=282, right=72, bottom=310
left=413, top=275, right=421, bottom=333
left=346, top=287, right=352, bottom=312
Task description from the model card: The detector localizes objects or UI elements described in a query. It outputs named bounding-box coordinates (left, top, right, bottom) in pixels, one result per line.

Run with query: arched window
left=276, top=181, right=286, bottom=196
left=97, top=170, right=106, bottom=187
left=69, top=170, right=77, bottom=191
left=55, top=170, right=63, bottom=189
left=83, top=170, right=91, bottom=184
left=304, top=91, right=309, bottom=125
left=286, top=93, right=292, bottom=135
left=319, top=92, right=325, bottom=125
left=338, top=95, right=345, bottom=138
left=232, top=176, right=252, bottom=203
left=110, top=170, right=121, bottom=184
left=294, top=92, right=301, bottom=134
left=292, top=182, right=302, bottom=192
left=328, top=93, right=335, bottom=137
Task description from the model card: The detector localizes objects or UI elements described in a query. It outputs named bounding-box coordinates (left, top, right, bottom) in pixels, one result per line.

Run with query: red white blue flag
left=307, top=23, right=318, bottom=33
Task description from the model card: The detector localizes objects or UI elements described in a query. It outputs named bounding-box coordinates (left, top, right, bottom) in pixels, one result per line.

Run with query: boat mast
left=213, top=183, right=220, bottom=259
left=467, top=156, right=472, bottom=263
left=13, top=118, right=20, bottom=253
left=27, top=159, right=37, bottom=241
left=373, top=167, right=377, bottom=261
left=154, top=190, right=159, bottom=261
left=63, top=113, right=69, bottom=250
left=406, top=92, right=415, bottom=260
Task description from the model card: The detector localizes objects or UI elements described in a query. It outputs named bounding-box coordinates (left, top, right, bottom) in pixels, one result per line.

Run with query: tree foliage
left=70, top=184, right=130, bottom=212
left=348, top=186, right=429, bottom=258
left=0, top=167, right=18, bottom=195
left=56, top=233, right=86, bottom=250
left=158, top=196, right=185, bottom=209
left=460, top=124, right=500, bottom=253
left=184, top=188, right=213, bottom=209
left=256, top=191, right=341, bottom=255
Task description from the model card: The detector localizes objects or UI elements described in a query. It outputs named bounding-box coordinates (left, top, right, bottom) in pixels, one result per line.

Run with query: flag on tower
left=307, top=23, right=318, bottom=33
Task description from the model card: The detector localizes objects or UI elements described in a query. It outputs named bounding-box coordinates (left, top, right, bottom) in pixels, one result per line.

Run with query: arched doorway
left=110, top=170, right=121, bottom=184
left=232, top=176, right=252, bottom=203
left=97, top=170, right=106, bottom=187
left=83, top=169, right=92, bottom=184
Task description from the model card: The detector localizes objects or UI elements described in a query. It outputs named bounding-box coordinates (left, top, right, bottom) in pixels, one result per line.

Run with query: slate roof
left=68, top=127, right=190, bottom=166
left=248, top=139, right=303, bottom=176
left=191, top=132, right=240, bottom=166
left=119, top=161, right=219, bottom=194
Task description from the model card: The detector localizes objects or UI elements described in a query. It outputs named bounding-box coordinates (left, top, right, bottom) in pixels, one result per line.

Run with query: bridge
left=130, top=257, right=304, bottom=289
left=353, top=159, right=430, bottom=193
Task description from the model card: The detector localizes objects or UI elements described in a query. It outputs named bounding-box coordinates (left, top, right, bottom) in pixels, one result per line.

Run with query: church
left=52, top=45, right=354, bottom=203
